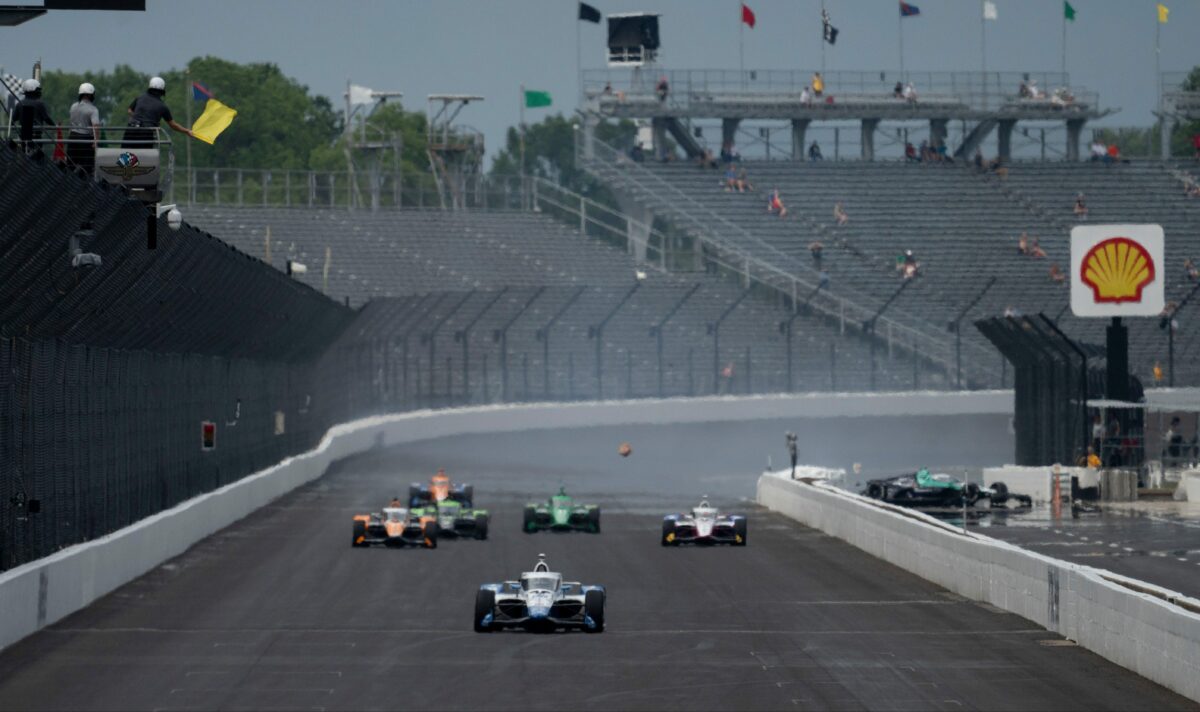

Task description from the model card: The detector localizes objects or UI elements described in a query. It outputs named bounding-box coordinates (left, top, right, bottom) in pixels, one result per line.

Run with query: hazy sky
left=1, top=0, right=1195, bottom=161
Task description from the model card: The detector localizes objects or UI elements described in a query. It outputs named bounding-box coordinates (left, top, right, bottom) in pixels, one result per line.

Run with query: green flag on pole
left=1064, top=1, right=1076, bottom=20
left=524, top=90, right=552, bottom=108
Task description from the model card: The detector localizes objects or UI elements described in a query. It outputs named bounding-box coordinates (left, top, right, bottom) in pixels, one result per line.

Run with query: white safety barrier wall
left=757, top=471, right=1200, bottom=703
left=0, top=390, right=1009, bottom=651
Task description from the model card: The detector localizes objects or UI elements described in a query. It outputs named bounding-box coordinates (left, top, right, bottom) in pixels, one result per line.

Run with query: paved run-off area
left=0, top=419, right=1192, bottom=710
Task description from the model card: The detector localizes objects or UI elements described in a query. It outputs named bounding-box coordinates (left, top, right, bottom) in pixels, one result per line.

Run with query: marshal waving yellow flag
left=190, top=98, right=238, bottom=145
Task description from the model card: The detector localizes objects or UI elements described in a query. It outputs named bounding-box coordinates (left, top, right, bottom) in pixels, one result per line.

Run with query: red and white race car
left=661, top=498, right=747, bottom=546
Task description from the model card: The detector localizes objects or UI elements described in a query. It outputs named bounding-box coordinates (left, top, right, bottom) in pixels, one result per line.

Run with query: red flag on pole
left=741, top=3, right=756, bottom=28
left=52, top=128, right=66, bottom=163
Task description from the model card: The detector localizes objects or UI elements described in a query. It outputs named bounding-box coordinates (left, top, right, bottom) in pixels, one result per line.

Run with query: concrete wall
left=0, top=390, right=1010, bottom=652
left=757, top=471, right=1200, bottom=703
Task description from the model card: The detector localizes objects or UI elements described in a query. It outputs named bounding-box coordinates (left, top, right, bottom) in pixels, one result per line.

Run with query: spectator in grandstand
left=935, top=140, right=951, bottom=162
left=1003, top=306, right=1023, bottom=318
left=808, top=240, right=824, bottom=262
left=67, top=82, right=100, bottom=175
left=1164, top=416, right=1184, bottom=463
left=1090, top=140, right=1107, bottom=162
left=1030, top=237, right=1047, bottom=259
left=1017, top=233, right=1029, bottom=255
left=811, top=72, right=825, bottom=97
left=655, top=76, right=669, bottom=102
left=800, top=85, right=813, bottom=106
left=720, top=361, right=735, bottom=393
left=833, top=202, right=848, bottom=226
left=1153, top=361, right=1164, bottom=383
left=919, top=139, right=933, bottom=162
left=1091, top=414, right=1105, bottom=453
left=1073, top=193, right=1088, bottom=220
left=736, top=167, right=753, bottom=192
left=893, top=81, right=904, bottom=99
left=630, top=143, right=645, bottom=163
left=808, top=141, right=823, bottom=161
left=124, top=77, right=192, bottom=148
left=1185, top=258, right=1199, bottom=282
left=15, top=78, right=54, bottom=156
left=1018, top=80, right=1032, bottom=99
left=1027, top=80, right=1043, bottom=99
left=602, top=81, right=613, bottom=96
left=720, top=141, right=741, bottom=164
left=899, top=250, right=919, bottom=279
left=723, top=164, right=738, bottom=191
left=698, top=148, right=717, bottom=169
left=902, top=82, right=917, bottom=104
left=1049, top=262, right=1066, bottom=283
left=905, top=142, right=919, bottom=163
left=1105, top=143, right=1121, bottom=164
left=767, top=189, right=788, bottom=218
left=1185, top=180, right=1200, bottom=198
left=974, top=148, right=985, bottom=170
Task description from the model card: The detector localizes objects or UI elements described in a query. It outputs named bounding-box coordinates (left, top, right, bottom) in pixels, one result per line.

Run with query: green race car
left=411, top=499, right=489, bottom=540
left=523, top=487, right=600, bottom=533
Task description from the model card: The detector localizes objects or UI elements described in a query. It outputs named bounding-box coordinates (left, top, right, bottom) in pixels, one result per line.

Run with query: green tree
left=489, top=113, right=636, bottom=193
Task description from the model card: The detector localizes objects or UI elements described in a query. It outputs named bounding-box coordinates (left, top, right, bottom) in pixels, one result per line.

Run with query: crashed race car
left=661, top=498, right=747, bottom=546
left=409, top=468, right=473, bottom=508
left=474, top=555, right=605, bottom=633
left=411, top=499, right=489, bottom=540
left=861, top=469, right=1032, bottom=508
left=523, top=487, right=600, bottom=533
left=352, top=506, right=439, bottom=549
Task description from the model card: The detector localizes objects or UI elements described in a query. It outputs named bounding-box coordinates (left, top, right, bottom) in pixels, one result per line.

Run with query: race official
left=15, top=79, right=54, bottom=156
left=123, top=76, right=193, bottom=148
left=67, top=82, right=101, bottom=174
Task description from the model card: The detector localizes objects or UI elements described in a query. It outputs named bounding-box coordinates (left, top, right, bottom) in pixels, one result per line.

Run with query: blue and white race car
left=474, top=555, right=605, bottom=633
left=661, top=498, right=747, bottom=546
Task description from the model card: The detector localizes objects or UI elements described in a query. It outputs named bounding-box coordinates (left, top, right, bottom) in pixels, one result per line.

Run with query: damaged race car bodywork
left=661, top=498, right=747, bottom=546
left=861, top=469, right=1032, bottom=508
left=474, top=555, right=605, bottom=633
left=352, top=507, right=439, bottom=548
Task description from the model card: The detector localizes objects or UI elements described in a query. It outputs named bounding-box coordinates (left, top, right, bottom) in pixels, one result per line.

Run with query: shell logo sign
left=1070, top=225, right=1164, bottom=318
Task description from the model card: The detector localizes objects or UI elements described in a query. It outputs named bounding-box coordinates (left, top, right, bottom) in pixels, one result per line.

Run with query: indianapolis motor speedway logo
left=99, top=152, right=154, bottom=182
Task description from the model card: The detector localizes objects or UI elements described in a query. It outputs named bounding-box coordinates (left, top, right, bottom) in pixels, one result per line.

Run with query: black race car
left=861, top=469, right=1031, bottom=508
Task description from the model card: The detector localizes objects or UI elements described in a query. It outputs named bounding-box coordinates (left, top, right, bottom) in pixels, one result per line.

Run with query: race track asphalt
left=0, top=420, right=1192, bottom=711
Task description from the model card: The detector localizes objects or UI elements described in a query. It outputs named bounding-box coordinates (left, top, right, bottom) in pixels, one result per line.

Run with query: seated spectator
left=1028, top=80, right=1043, bottom=99
left=767, top=188, right=788, bottom=217
left=1030, top=237, right=1047, bottom=259
left=812, top=72, right=824, bottom=96
left=919, top=139, right=932, bottom=162
left=901, top=250, right=919, bottom=279
left=699, top=148, right=718, bottom=169
left=905, top=142, right=919, bottom=162
left=833, top=201, right=848, bottom=226
left=656, top=76, right=669, bottom=102
left=1105, top=143, right=1121, bottom=164
left=1018, top=81, right=1031, bottom=98
left=974, top=148, right=984, bottom=170
left=893, top=81, right=904, bottom=99
left=1017, top=233, right=1029, bottom=255
left=723, top=165, right=738, bottom=192
left=736, top=167, right=753, bottom=192
left=1073, top=193, right=1088, bottom=219
left=800, top=85, right=813, bottom=106
left=808, top=240, right=824, bottom=260
left=808, top=141, right=823, bottom=161
left=1185, top=257, right=1198, bottom=282
left=935, top=141, right=951, bottom=163
left=1090, top=140, right=1106, bottom=161
left=630, top=143, right=645, bottom=162
left=1003, top=305, right=1023, bottom=318
left=902, top=82, right=917, bottom=103
left=602, top=81, right=613, bottom=96
left=1049, top=262, right=1066, bottom=283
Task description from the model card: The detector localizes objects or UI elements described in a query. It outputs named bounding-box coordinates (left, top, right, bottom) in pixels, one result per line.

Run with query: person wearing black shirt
left=123, top=76, right=193, bottom=148
left=15, top=78, right=54, bottom=156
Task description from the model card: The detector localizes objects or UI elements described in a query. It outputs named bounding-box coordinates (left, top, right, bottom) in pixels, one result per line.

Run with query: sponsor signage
left=1070, top=224, right=1164, bottom=318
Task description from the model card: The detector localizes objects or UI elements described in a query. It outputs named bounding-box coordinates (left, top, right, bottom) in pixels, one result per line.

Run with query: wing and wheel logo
left=99, top=152, right=155, bottom=182
left=1079, top=237, right=1155, bottom=304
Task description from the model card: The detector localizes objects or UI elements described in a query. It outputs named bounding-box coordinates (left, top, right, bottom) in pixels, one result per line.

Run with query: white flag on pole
left=983, top=1, right=998, bottom=20
left=348, top=84, right=376, bottom=105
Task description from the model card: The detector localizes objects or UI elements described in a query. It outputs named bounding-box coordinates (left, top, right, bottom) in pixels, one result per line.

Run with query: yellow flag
left=191, top=98, right=238, bottom=145
left=1157, top=2, right=1168, bottom=23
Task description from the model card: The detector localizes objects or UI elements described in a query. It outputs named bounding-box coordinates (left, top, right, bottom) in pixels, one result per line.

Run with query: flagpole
left=576, top=8, right=582, bottom=104
left=738, top=1, right=745, bottom=85
left=185, top=65, right=192, bottom=205
left=981, top=1, right=987, bottom=110
left=820, top=0, right=826, bottom=73
left=1061, top=9, right=1067, bottom=77
left=898, top=11, right=905, bottom=80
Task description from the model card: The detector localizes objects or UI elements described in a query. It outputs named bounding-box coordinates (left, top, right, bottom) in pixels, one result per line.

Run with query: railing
left=576, top=130, right=1003, bottom=386
left=581, top=68, right=1084, bottom=112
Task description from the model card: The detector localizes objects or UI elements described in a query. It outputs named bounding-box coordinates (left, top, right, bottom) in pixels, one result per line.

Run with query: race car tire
left=474, top=589, right=495, bottom=632
left=661, top=519, right=676, bottom=546
left=866, top=483, right=883, bottom=500
left=475, top=514, right=489, bottom=540
left=461, top=485, right=474, bottom=507
left=989, top=481, right=1009, bottom=505
left=584, top=589, right=605, bottom=633
left=352, top=520, right=367, bottom=548
left=523, top=506, right=537, bottom=533
left=424, top=521, right=440, bottom=549
left=733, top=517, right=748, bottom=546
left=963, top=482, right=981, bottom=505
left=588, top=508, right=601, bottom=534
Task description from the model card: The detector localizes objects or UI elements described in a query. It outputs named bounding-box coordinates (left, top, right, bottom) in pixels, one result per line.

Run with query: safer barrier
left=757, top=470, right=1200, bottom=703
left=0, top=390, right=1009, bottom=652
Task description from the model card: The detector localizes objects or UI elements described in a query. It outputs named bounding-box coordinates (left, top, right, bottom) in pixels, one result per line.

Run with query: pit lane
left=0, top=418, right=1191, bottom=710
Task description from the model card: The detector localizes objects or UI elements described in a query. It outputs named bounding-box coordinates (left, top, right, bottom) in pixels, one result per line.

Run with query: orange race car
left=409, top=469, right=474, bottom=508
left=352, top=503, right=439, bottom=549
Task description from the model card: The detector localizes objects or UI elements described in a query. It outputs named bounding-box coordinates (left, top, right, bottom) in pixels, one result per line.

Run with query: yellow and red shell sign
left=1079, top=237, right=1155, bottom=304
left=1070, top=225, right=1164, bottom=318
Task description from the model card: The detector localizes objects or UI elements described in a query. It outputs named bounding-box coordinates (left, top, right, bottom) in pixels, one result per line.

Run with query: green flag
left=1064, top=1, right=1076, bottom=20
left=524, top=90, right=552, bottom=108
